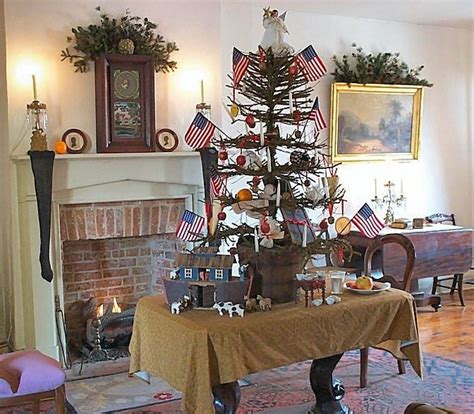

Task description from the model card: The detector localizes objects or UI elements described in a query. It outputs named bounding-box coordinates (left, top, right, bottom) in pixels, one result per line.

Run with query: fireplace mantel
left=10, top=151, right=204, bottom=361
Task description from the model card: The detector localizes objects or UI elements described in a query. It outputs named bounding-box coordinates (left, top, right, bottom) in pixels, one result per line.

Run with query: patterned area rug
left=0, top=351, right=472, bottom=413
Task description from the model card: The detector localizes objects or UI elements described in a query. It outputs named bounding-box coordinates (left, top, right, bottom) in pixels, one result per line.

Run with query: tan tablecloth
left=129, top=290, right=422, bottom=414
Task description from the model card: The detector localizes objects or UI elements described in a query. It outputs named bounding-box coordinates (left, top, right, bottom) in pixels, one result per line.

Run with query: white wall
left=220, top=2, right=473, bottom=227
left=1, top=0, right=472, bottom=347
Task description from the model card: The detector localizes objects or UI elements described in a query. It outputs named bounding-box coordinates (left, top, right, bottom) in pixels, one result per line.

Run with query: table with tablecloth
left=129, top=289, right=422, bottom=414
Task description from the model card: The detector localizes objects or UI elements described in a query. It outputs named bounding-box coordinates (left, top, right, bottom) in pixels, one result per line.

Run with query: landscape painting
left=330, top=83, right=423, bottom=162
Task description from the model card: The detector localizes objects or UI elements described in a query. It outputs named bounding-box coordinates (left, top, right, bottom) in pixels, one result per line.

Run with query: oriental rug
left=1, top=350, right=472, bottom=414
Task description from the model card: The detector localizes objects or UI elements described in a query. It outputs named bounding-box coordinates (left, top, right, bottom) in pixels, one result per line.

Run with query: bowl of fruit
left=343, top=276, right=391, bottom=295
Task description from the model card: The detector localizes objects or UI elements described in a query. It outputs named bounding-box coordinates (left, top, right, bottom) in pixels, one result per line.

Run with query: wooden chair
left=359, top=234, right=416, bottom=388
left=0, top=350, right=66, bottom=413
left=426, top=213, right=465, bottom=306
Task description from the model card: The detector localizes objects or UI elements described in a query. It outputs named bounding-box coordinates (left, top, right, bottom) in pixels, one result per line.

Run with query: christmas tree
left=182, top=8, right=351, bottom=303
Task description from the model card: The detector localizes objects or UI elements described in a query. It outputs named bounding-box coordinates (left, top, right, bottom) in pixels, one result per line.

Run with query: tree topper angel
left=260, top=7, right=294, bottom=54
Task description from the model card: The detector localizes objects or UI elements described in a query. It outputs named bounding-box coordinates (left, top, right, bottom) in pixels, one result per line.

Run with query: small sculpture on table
left=296, top=278, right=326, bottom=307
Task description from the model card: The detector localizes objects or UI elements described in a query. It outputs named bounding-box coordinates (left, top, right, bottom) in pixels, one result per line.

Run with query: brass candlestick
left=27, top=100, right=48, bottom=151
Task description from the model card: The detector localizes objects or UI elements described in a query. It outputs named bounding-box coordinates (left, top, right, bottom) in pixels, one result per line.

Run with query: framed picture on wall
left=329, top=83, right=424, bottom=162
left=95, top=54, right=155, bottom=153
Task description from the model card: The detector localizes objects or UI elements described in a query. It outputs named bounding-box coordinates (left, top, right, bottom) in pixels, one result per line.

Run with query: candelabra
left=371, top=180, right=407, bottom=224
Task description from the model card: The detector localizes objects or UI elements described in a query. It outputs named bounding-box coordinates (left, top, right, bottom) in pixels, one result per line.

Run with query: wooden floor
left=417, top=287, right=474, bottom=366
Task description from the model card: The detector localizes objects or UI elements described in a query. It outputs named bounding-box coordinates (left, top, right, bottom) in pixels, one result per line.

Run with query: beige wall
left=0, top=0, right=473, bottom=348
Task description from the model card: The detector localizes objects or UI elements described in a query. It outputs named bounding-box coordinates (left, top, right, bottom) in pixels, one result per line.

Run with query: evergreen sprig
left=332, top=44, right=432, bottom=86
left=60, top=6, right=178, bottom=73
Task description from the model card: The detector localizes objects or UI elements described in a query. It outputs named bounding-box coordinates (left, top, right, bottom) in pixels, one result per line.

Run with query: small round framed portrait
left=61, top=129, right=89, bottom=154
left=155, top=128, right=179, bottom=152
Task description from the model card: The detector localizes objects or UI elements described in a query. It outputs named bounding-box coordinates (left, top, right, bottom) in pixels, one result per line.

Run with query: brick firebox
left=59, top=199, right=185, bottom=350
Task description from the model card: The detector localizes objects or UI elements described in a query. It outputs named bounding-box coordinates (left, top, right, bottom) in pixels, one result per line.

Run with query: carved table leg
left=212, top=381, right=241, bottom=414
left=309, top=353, right=353, bottom=414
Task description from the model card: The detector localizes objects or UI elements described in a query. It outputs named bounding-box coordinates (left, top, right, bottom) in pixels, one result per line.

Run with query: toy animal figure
left=257, top=295, right=272, bottom=311
left=244, top=295, right=258, bottom=312
left=170, top=301, right=183, bottom=315
left=212, top=301, right=234, bottom=316
left=228, top=304, right=245, bottom=318
left=181, top=295, right=192, bottom=310
left=169, top=268, right=179, bottom=280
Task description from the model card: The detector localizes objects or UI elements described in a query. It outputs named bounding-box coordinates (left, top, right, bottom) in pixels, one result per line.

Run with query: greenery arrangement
left=332, top=44, right=432, bottom=86
left=61, top=7, right=178, bottom=73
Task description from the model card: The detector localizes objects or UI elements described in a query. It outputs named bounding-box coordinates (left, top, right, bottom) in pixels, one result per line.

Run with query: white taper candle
left=302, top=223, right=307, bottom=247
left=254, top=226, right=259, bottom=253
left=276, top=180, right=281, bottom=207
left=260, top=120, right=264, bottom=146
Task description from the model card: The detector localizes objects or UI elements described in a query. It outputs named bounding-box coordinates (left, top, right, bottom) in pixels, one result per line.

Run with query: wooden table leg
left=309, top=353, right=353, bottom=414
left=212, top=381, right=241, bottom=414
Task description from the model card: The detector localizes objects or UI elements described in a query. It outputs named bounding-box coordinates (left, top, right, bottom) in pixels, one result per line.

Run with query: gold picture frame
left=329, top=83, right=424, bottom=162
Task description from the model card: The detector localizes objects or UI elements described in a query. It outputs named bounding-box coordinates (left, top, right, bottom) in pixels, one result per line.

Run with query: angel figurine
left=260, top=7, right=294, bottom=54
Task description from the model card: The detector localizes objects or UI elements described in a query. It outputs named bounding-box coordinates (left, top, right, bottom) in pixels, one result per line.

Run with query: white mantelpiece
left=11, top=152, right=204, bottom=361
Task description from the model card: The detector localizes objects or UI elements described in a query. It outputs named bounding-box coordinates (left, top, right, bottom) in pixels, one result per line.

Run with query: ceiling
left=260, top=0, right=474, bottom=30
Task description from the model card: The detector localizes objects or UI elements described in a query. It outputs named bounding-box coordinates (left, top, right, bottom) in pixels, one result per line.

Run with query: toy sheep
left=170, top=301, right=183, bottom=315
left=212, top=301, right=234, bottom=316
left=257, top=294, right=272, bottom=311
left=244, top=295, right=258, bottom=313
left=228, top=304, right=245, bottom=318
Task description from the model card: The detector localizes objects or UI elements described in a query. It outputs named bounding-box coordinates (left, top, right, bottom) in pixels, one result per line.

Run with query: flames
left=96, top=297, right=122, bottom=318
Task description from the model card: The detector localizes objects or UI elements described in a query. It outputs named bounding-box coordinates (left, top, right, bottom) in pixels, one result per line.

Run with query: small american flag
left=210, top=166, right=226, bottom=200
left=296, top=45, right=327, bottom=82
left=184, top=113, right=216, bottom=149
left=352, top=203, right=385, bottom=238
left=309, top=97, right=327, bottom=132
left=233, top=48, right=250, bottom=88
left=176, top=210, right=206, bottom=241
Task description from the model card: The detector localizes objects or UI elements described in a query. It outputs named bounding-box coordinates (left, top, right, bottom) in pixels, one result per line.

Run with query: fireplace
left=11, top=152, right=204, bottom=363
left=60, top=199, right=186, bottom=362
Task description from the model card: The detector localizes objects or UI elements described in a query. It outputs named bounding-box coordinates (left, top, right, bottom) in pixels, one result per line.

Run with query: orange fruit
left=236, top=188, right=252, bottom=202
left=55, top=141, right=67, bottom=154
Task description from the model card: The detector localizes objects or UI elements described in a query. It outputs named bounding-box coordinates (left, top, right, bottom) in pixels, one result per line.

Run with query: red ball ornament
left=319, top=218, right=329, bottom=231
left=217, top=211, right=227, bottom=221
left=289, top=65, right=298, bottom=76
left=236, top=154, right=246, bottom=166
left=252, top=176, right=260, bottom=185
left=229, top=247, right=238, bottom=255
left=260, top=220, right=271, bottom=234
left=218, top=149, right=228, bottom=161
left=245, top=114, right=256, bottom=128
left=292, top=110, right=301, bottom=122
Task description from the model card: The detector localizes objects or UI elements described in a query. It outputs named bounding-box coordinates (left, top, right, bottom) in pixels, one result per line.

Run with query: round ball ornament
left=289, top=65, right=298, bottom=76
left=319, top=218, right=329, bottom=231
left=217, top=211, right=227, bottom=221
left=328, top=216, right=335, bottom=225
left=295, top=130, right=302, bottom=139
left=292, top=110, right=301, bottom=122
left=245, top=114, right=256, bottom=128
left=230, top=103, right=240, bottom=118
left=229, top=247, right=238, bottom=255
left=218, top=149, right=228, bottom=161
left=237, top=188, right=253, bottom=202
left=304, top=179, right=311, bottom=187
left=335, top=217, right=352, bottom=236
left=54, top=141, right=67, bottom=154
left=260, top=220, right=271, bottom=234
left=236, top=154, right=246, bottom=166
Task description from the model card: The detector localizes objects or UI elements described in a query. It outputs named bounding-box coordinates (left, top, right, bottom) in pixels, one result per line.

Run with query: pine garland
left=60, top=7, right=178, bottom=73
left=332, top=44, right=432, bottom=86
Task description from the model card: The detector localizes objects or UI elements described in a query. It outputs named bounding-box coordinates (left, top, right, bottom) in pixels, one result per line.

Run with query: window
left=184, top=268, right=193, bottom=278
left=215, top=269, right=224, bottom=279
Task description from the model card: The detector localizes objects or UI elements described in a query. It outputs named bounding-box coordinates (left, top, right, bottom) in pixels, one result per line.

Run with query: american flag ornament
left=309, top=97, right=327, bottom=132
left=184, top=113, right=216, bottom=149
left=176, top=210, right=206, bottom=242
left=295, top=45, right=327, bottom=82
left=351, top=203, right=385, bottom=239
left=210, top=166, right=226, bottom=200
left=233, top=48, right=250, bottom=89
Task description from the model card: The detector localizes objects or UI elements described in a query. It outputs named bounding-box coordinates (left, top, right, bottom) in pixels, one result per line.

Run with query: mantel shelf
left=10, top=151, right=200, bottom=162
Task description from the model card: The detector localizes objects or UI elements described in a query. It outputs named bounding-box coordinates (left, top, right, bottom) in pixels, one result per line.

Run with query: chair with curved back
left=359, top=233, right=416, bottom=388
left=426, top=213, right=465, bottom=306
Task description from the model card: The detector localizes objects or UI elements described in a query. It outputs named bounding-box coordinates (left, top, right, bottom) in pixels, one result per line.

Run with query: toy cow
left=244, top=295, right=258, bottom=313
left=170, top=301, right=183, bottom=315
left=212, top=301, right=234, bottom=316
left=228, top=304, right=245, bottom=318
left=257, top=295, right=272, bottom=311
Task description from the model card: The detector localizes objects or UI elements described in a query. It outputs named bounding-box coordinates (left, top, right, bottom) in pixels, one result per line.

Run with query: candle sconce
left=371, top=180, right=407, bottom=224
left=26, top=100, right=48, bottom=151
left=196, top=80, right=211, bottom=118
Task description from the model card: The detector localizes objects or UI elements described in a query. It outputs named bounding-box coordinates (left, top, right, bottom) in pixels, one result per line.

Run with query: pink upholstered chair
left=0, top=350, right=66, bottom=413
